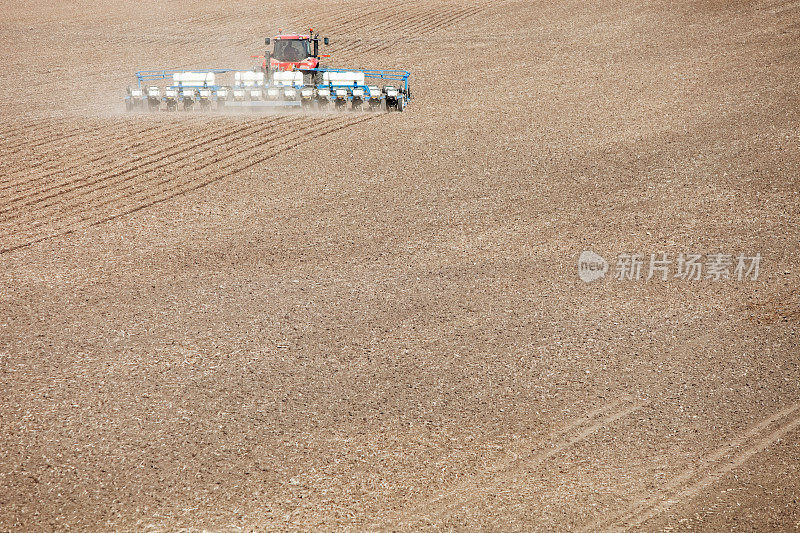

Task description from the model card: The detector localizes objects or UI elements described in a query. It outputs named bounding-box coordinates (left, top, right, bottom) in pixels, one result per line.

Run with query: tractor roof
left=274, top=34, right=310, bottom=40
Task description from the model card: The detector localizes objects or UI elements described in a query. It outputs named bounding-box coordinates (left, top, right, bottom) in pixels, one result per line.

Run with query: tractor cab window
left=273, top=39, right=310, bottom=62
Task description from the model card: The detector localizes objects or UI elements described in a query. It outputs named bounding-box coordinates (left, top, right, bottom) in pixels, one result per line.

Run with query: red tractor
left=257, top=30, right=330, bottom=84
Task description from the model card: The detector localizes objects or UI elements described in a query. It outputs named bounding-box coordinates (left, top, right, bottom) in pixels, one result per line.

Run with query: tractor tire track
left=370, top=6, right=482, bottom=54
left=0, top=122, right=172, bottom=193
left=5, top=116, right=320, bottom=233
left=81, top=115, right=373, bottom=232
left=322, top=2, right=404, bottom=31
left=0, top=120, right=230, bottom=212
left=0, top=118, right=228, bottom=195
left=0, top=120, right=191, bottom=190
left=1, top=121, right=130, bottom=187
left=340, top=9, right=403, bottom=36
left=337, top=5, right=483, bottom=61
left=323, top=4, right=398, bottom=34
left=416, top=6, right=484, bottom=36
left=1, top=114, right=375, bottom=254
left=1, top=119, right=126, bottom=161
left=97, top=114, right=374, bottom=224
left=582, top=402, right=800, bottom=531
left=1, top=125, right=72, bottom=155
left=328, top=4, right=406, bottom=35
left=0, top=125, right=46, bottom=151
left=363, top=6, right=451, bottom=36
left=0, top=117, right=297, bottom=231
left=0, top=117, right=63, bottom=150
left=336, top=3, right=451, bottom=56
left=314, top=4, right=385, bottom=31
left=331, top=9, right=415, bottom=42
left=0, top=117, right=293, bottom=219
left=315, top=5, right=441, bottom=58
left=0, top=115, right=300, bottom=247
left=33, top=117, right=328, bottom=229
left=376, top=4, right=465, bottom=35
left=344, top=4, right=444, bottom=35
left=392, top=399, right=648, bottom=528
left=1, top=120, right=104, bottom=157
left=71, top=116, right=352, bottom=224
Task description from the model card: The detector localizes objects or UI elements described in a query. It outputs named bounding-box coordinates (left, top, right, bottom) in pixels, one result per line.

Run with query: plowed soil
left=2, top=0, right=799, bottom=530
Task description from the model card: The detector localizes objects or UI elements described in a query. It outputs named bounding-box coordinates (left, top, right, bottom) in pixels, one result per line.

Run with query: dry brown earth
left=1, top=0, right=799, bottom=530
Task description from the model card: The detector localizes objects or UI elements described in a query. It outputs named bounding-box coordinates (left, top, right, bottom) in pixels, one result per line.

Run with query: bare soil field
left=1, top=0, right=799, bottom=530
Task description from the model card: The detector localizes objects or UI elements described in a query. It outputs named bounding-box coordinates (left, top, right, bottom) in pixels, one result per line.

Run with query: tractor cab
left=273, top=37, right=310, bottom=63
left=262, top=31, right=329, bottom=73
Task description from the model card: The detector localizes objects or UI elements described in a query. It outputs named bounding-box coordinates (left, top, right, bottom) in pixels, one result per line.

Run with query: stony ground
left=1, top=0, right=799, bottom=530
